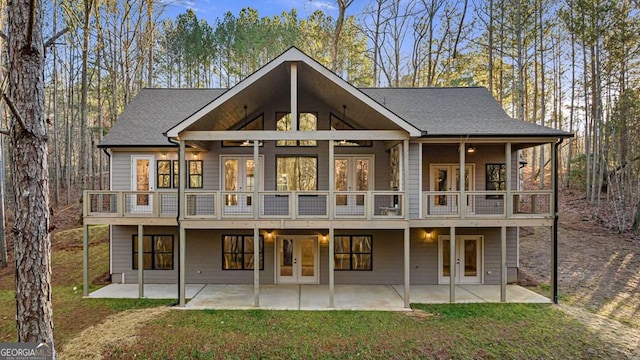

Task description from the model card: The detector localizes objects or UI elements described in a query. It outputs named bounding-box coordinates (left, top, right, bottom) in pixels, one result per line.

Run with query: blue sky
left=159, top=0, right=368, bottom=24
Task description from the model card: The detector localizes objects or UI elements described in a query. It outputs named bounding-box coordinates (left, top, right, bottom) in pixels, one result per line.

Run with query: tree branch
left=44, top=27, right=70, bottom=48
left=2, top=93, right=30, bottom=134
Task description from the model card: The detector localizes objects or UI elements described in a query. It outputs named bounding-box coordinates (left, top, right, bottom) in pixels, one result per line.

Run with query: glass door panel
left=276, top=236, right=318, bottom=284
left=439, top=236, right=482, bottom=284
left=131, top=155, right=154, bottom=213
left=335, top=156, right=373, bottom=215
left=222, top=156, right=262, bottom=215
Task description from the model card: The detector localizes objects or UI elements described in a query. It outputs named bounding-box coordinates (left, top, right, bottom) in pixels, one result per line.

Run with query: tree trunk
left=7, top=0, right=55, bottom=352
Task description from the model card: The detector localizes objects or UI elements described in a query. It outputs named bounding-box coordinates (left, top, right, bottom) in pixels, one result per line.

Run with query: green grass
left=103, top=304, right=623, bottom=359
left=0, top=225, right=630, bottom=358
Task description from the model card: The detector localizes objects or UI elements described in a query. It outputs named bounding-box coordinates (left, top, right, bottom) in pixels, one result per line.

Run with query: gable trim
left=166, top=47, right=422, bottom=138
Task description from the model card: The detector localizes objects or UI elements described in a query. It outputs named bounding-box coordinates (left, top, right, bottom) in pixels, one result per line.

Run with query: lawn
left=0, top=225, right=628, bottom=359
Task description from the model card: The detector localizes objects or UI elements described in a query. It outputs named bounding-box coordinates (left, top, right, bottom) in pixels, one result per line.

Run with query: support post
left=83, top=224, right=89, bottom=297
left=290, top=62, right=298, bottom=131
left=329, top=226, right=335, bottom=308
left=552, top=139, right=562, bottom=304
left=501, top=226, right=507, bottom=302
left=449, top=226, right=456, bottom=303
left=459, top=142, right=466, bottom=218
left=179, top=226, right=186, bottom=307
left=138, top=224, right=144, bottom=298
left=505, top=143, right=513, bottom=217
left=254, top=140, right=260, bottom=307
left=403, top=139, right=409, bottom=218
left=178, top=140, right=186, bottom=307
left=254, top=226, right=260, bottom=307
left=403, top=227, right=410, bottom=308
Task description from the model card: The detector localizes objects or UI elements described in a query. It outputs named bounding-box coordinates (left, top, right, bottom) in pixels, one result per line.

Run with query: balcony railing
left=84, top=190, right=405, bottom=220
left=422, top=191, right=552, bottom=218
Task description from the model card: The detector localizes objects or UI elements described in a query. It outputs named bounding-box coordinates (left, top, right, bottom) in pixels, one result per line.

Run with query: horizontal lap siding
left=408, top=143, right=420, bottom=218
left=111, top=225, right=179, bottom=284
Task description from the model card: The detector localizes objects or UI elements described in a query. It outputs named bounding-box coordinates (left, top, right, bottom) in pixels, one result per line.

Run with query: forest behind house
left=0, top=0, right=639, bottom=241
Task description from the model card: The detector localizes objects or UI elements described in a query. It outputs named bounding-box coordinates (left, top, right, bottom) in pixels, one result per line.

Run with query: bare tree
left=331, top=0, right=355, bottom=72
left=5, top=0, right=55, bottom=353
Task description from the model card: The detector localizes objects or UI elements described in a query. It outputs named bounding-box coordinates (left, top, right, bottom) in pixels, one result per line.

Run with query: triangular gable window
left=330, top=114, right=371, bottom=147
left=223, top=114, right=264, bottom=147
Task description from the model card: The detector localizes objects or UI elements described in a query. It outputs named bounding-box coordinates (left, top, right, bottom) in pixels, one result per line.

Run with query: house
left=82, top=47, right=571, bottom=308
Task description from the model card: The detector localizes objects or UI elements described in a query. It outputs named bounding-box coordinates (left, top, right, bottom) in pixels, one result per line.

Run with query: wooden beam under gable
left=179, top=130, right=408, bottom=141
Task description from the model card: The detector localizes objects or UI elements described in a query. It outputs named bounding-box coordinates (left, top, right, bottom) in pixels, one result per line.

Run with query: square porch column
left=83, top=224, right=89, bottom=297
left=501, top=226, right=507, bottom=302
left=449, top=226, right=456, bottom=303
left=138, top=224, right=144, bottom=298
left=178, top=140, right=186, bottom=307
left=403, top=227, right=410, bottom=308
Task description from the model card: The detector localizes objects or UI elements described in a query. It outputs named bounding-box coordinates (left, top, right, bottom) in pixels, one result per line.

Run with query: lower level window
left=334, top=235, right=372, bottom=270
left=132, top=235, right=174, bottom=270
left=223, top=235, right=264, bottom=270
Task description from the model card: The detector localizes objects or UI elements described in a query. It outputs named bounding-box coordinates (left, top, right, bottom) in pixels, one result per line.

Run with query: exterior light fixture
left=467, top=144, right=476, bottom=153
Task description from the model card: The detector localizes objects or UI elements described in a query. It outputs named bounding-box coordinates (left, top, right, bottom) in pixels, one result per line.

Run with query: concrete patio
left=88, top=284, right=550, bottom=310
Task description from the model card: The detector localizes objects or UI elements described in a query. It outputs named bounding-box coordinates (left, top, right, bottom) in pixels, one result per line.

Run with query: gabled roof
left=165, top=47, right=423, bottom=138
left=99, top=89, right=226, bottom=147
left=362, top=87, right=571, bottom=137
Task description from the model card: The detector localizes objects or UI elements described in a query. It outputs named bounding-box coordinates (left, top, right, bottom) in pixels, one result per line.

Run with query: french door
left=334, top=156, right=373, bottom=215
left=222, top=156, right=262, bottom=215
left=276, top=236, right=319, bottom=284
left=438, top=235, right=483, bottom=284
left=130, top=155, right=154, bottom=213
left=429, top=164, right=474, bottom=215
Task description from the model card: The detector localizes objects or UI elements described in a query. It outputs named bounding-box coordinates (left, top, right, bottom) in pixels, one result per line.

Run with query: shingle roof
left=361, top=87, right=571, bottom=137
left=99, top=88, right=226, bottom=147
left=100, top=86, right=570, bottom=147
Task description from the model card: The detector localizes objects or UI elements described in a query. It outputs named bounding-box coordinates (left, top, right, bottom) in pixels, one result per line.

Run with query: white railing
left=422, top=190, right=553, bottom=218
left=84, top=190, right=405, bottom=220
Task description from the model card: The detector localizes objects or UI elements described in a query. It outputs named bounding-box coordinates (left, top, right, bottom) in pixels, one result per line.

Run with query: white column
left=329, top=139, right=334, bottom=219
left=449, top=226, right=456, bottom=303
left=501, top=226, right=507, bottom=302
left=329, top=226, right=335, bottom=308
left=290, top=62, right=298, bottom=131
left=403, top=227, right=410, bottom=308
left=459, top=142, right=466, bottom=218
left=178, top=140, right=186, bottom=307
left=138, top=224, right=144, bottom=298
left=505, top=143, right=512, bottom=217
left=254, top=226, right=260, bottom=307
left=418, top=142, right=423, bottom=218
left=403, top=139, right=409, bottom=218
left=83, top=224, right=89, bottom=297
left=253, top=141, right=259, bottom=220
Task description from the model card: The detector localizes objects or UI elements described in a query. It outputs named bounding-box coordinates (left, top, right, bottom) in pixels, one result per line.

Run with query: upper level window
left=156, top=159, right=201, bottom=189
left=276, top=112, right=317, bottom=146
left=486, top=164, right=506, bottom=191
left=276, top=156, right=317, bottom=191
left=223, top=114, right=264, bottom=147
left=330, top=114, right=371, bottom=147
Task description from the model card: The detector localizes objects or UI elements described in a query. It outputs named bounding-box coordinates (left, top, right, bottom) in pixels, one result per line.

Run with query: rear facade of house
left=83, top=48, right=570, bottom=307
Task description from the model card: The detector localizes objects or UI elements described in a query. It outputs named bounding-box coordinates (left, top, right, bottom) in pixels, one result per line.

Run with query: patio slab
left=88, top=284, right=205, bottom=299
left=89, top=283, right=550, bottom=309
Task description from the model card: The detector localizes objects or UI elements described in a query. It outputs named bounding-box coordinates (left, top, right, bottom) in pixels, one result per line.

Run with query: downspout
left=167, top=137, right=181, bottom=304
left=553, top=138, right=564, bottom=305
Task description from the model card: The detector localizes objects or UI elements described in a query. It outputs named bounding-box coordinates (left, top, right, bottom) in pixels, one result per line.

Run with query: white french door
left=438, top=235, right=483, bottom=284
left=276, top=236, right=319, bottom=284
left=334, top=156, right=373, bottom=215
left=429, top=164, right=474, bottom=215
left=221, top=156, right=263, bottom=215
left=130, top=155, right=154, bottom=213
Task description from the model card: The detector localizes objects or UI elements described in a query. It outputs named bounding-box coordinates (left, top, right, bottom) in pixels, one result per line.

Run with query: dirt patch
left=405, top=308, right=435, bottom=320
left=557, top=304, right=640, bottom=358
left=58, top=306, right=170, bottom=359
left=519, top=190, right=640, bottom=358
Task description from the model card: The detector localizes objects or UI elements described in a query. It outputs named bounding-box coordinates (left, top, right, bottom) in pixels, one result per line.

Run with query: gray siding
left=111, top=225, right=516, bottom=285
left=408, top=143, right=421, bottom=218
